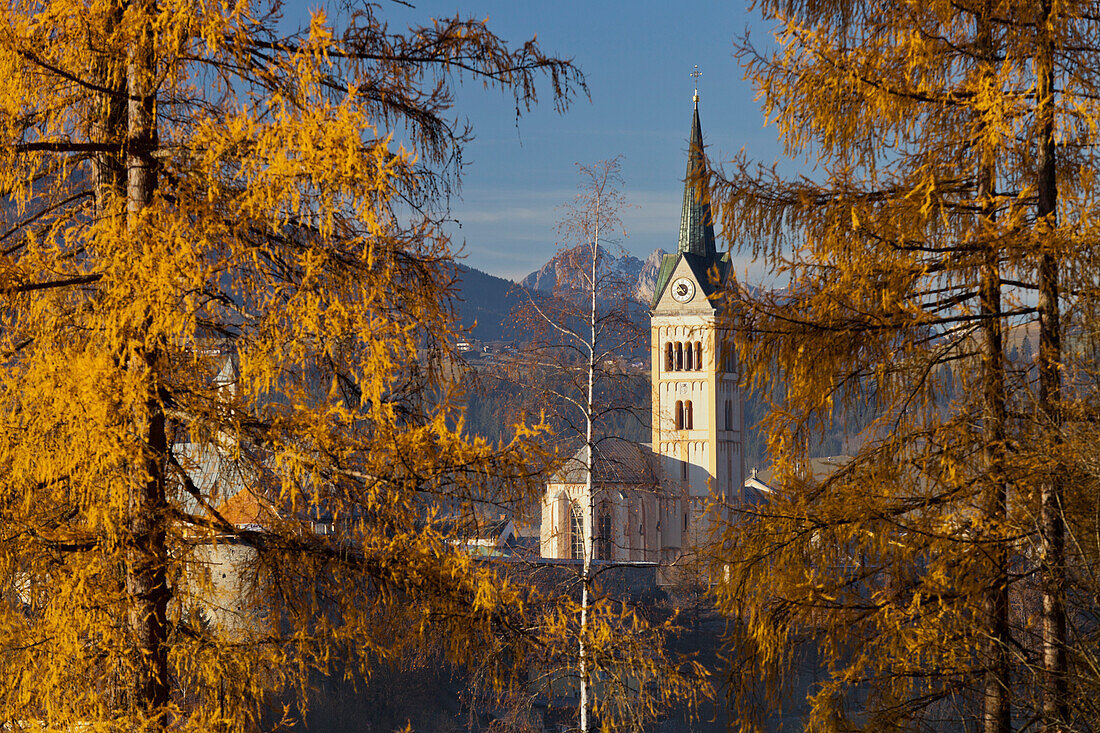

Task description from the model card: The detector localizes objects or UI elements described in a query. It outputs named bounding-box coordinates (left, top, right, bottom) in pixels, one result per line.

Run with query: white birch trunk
left=579, top=194, right=599, bottom=733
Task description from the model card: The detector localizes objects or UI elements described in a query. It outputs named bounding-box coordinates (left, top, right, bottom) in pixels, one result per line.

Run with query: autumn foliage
left=712, top=1, right=1100, bottom=730
left=0, top=1, right=587, bottom=730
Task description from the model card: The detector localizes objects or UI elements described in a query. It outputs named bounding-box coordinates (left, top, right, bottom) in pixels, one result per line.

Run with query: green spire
left=677, top=97, right=717, bottom=258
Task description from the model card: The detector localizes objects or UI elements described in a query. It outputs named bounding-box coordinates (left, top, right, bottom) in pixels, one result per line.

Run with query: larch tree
left=708, top=0, right=1100, bottom=731
left=0, top=1, right=586, bottom=731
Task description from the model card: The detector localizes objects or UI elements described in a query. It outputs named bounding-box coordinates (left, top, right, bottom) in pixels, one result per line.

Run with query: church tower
left=649, top=93, right=744, bottom=551
left=539, top=91, right=745, bottom=567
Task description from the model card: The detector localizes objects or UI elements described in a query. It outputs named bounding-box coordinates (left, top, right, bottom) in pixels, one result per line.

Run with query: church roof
left=678, top=100, right=717, bottom=260
left=746, top=456, right=853, bottom=494
left=650, top=97, right=730, bottom=308
left=651, top=251, right=732, bottom=309
left=549, top=438, right=661, bottom=486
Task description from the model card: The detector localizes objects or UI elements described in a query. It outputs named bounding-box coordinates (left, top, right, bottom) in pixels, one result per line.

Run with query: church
left=539, top=94, right=745, bottom=566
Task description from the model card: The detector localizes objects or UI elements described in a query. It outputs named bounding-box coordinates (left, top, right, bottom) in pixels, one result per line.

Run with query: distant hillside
left=448, top=263, right=527, bottom=342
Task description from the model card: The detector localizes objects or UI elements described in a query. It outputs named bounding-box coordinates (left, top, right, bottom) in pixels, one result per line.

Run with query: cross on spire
left=690, top=65, right=702, bottom=104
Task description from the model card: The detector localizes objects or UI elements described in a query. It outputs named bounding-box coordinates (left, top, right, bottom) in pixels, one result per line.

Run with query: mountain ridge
left=449, top=247, right=669, bottom=342
left=518, top=247, right=669, bottom=304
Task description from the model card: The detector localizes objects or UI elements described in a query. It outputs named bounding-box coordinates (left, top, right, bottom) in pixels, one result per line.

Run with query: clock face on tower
left=671, top=277, right=695, bottom=303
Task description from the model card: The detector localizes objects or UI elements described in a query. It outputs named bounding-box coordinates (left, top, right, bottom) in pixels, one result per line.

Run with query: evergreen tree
left=0, top=2, right=584, bottom=730
left=710, top=1, right=1100, bottom=730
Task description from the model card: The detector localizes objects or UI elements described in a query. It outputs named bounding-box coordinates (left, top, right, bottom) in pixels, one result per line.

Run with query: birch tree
left=505, top=159, right=703, bottom=731
left=552, top=159, right=631, bottom=733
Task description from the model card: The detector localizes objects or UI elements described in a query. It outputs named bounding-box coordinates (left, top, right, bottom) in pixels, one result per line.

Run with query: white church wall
left=661, top=496, right=682, bottom=550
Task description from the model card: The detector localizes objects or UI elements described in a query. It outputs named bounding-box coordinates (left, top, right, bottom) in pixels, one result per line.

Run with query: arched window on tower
left=695, top=341, right=703, bottom=370
left=676, top=342, right=684, bottom=370
left=685, top=400, right=694, bottom=429
left=675, top=400, right=684, bottom=430
left=569, top=501, right=584, bottom=560
left=665, top=342, right=674, bottom=371
left=684, top=342, right=693, bottom=370
left=596, top=503, right=612, bottom=561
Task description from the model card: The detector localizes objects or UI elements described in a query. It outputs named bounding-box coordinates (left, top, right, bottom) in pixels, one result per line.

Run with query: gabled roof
left=176, top=441, right=330, bottom=530
left=745, top=456, right=853, bottom=494
left=437, top=515, right=515, bottom=544
left=175, top=442, right=257, bottom=512
left=549, top=437, right=661, bottom=487
left=651, top=255, right=678, bottom=308
left=650, top=250, right=732, bottom=309
left=215, top=486, right=280, bottom=529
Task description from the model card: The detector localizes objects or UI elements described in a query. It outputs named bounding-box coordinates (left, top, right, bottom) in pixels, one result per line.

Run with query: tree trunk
left=125, top=5, right=171, bottom=729
left=978, top=138, right=1011, bottom=733
left=979, top=210, right=1010, bottom=733
left=579, top=196, right=600, bottom=733
left=1035, top=0, right=1068, bottom=728
left=92, top=1, right=126, bottom=220
left=92, top=3, right=129, bottom=712
left=977, top=8, right=1011, bottom=732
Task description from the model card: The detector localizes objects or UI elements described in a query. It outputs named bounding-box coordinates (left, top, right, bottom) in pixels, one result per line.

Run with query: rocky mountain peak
left=519, top=247, right=669, bottom=304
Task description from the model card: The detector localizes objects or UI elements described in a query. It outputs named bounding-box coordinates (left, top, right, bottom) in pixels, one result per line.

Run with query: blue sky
left=287, top=1, right=787, bottom=280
